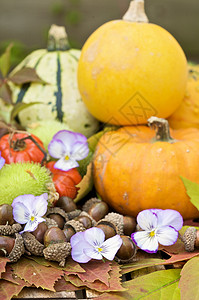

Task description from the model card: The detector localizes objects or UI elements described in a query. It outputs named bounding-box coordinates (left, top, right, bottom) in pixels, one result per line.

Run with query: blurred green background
left=0, top=0, right=199, bottom=68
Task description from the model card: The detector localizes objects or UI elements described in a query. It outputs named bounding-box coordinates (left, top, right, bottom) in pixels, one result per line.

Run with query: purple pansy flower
left=71, top=227, right=122, bottom=263
left=12, top=193, right=48, bottom=233
left=0, top=151, right=5, bottom=169
left=48, top=130, right=89, bottom=172
left=131, top=209, right=183, bottom=253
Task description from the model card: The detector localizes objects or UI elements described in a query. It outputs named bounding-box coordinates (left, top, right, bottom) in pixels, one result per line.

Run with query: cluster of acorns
left=0, top=197, right=138, bottom=266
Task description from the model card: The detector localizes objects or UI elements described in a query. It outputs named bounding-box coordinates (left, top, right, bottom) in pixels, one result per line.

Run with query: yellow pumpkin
left=168, top=63, right=199, bottom=129
left=93, top=117, right=199, bottom=220
left=78, top=0, right=188, bottom=125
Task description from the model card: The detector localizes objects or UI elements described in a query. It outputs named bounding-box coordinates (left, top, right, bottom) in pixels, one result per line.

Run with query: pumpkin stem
left=148, top=116, right=175, bottom=143
left=122, top=0, right=149, bottom=23
left=47, top=24, right=70, bottom=51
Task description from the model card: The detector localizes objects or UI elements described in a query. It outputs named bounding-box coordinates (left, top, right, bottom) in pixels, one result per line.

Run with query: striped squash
left=10, top=25, right=99, bottom=137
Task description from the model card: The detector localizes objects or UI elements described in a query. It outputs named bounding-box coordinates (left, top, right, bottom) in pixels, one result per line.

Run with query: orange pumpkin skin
left=93, top=125, right=199, bottom=219
left=168, top=64, right=199, bottom=129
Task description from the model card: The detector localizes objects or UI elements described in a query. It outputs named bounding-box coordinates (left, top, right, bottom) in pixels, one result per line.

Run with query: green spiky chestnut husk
left=0, top=162, right=53, bottom=205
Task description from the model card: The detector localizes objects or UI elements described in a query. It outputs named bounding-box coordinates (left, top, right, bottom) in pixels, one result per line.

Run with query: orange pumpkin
left=168, top=64, right=199, bottom=129
left=78, top=0, right=187, bottom=125
left=93, top=117, right=199, bottom=219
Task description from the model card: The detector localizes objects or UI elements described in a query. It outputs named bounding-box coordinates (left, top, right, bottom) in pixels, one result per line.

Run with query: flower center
left=30, top=216, right=35, bottom=222
left=149, top=230, right=155, bottom=237
left=65, top=155, right=70, bottom=161
left=97, top=247, right=103, bottom=252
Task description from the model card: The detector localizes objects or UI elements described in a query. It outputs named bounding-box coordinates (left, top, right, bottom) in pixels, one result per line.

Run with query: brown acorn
left=22, top=232, right=45, bottom=256
left=7, top=233, right=25, bottom=262
left=0, top=236, right=15, bottom=256
left=0, top=223, right=22, bottom=236
left=56, top=196, right=77, bottom=212
left=63, top=225, right=76, bottom=242
left=32, top=222, right=48, bottom=244
left=115, top=235, right=137, bottom=263
left=44, top=227, right=67, bottom=247
left=0, top=204, right=14, bottom=225
left=75, top=215, right=92, bottom=229
left=82, top=198, right=109, bottom=221
left=96, top=220, right=117, bottom=240
left=182, top=227, right=199, bottom=252
left=104, top=212, right=136, bottom=235
left=45, top=207, right=69, bottom=229
left=43, top=242, right=71, bottom=267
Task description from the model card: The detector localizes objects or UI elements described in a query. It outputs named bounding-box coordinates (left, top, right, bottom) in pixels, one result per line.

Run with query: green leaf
left=74, top=162, right=93, bottom=203
left=179, top=257, right=199, bottom=300
left=10, top=101, right=42, bottom=121
left=181, top=176, right=199, bottom=211
left=9, top=67, right=45, bottom=84
left=122, top=269, right=181, bottom=300
left=0, top=82, right=13, bottom=104
left=0, top=43, right=13, bottom=77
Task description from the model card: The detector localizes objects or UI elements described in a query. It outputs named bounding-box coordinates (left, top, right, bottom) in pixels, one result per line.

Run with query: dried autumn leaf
left=181, top=176, right=199, bottom=211
left=11, top=257, right=64, bottom=291
left=0, top=82, right=13, bottom=104
left=54, top=276, right=80, bottom=292
left=9, top=67, right=45, bottom=85
left=120, top=258, right=166, bottom=275
left=0, top=277, right=28, bottom=300
left=0, top=257, right=10, bottom=277
left=179, top=257, right=199, bottom=300
left=75, top=260, right=111, bottom=286
left=74, top=162, right=93, bottom=203
left=10, top=101, right=42, bottom=121
left=1, top=265, right=19, bottom=284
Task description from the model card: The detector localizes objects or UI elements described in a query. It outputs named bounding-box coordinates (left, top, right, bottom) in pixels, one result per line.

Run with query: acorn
left=44, top=217, right=58, bottom=228
left=96, top=220, right=117, bottom=240
left=0, top=223, right=22, bottom=236
left=104, top=212, right=136, bottom=235
left=82, top=198, right=109, bottom=221
left=65, top=209, right=81, bottom=220
left=0, top=236, right=15, bottom=256
left=46, top=207, right=69, bottom=229
left=43, top=242, right=71, bottom=267
left=0, top=204, right=14, bottom=225
left=115, top=235, right=137, bottom=264
left=22, top=231, right=45, bottom=256
left=56, top=196, right=77, bottom=212
left=63, top=219, right=86, bottom=242
left=44, top=227, right=67, bottom=247
left=78, top=211, right=97, bottom=227
left=75, top=216, right=92, bottom=229
left=182, top=227, right=199, bottom=252
left=7, top=233, right=25, bottom=263
left=32, top=222, right=48, bottom=244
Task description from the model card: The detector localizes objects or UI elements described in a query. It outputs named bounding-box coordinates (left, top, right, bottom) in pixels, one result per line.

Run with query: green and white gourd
left=10, top=25, right=99, bottom=137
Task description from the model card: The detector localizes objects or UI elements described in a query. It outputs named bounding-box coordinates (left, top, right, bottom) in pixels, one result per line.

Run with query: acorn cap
left=104, top=212, right=124, bottom=235
left=64, top=219, right=86, bottom=233
left=8, top=233, right=25, bottom=263
left=44, top=217, right=58, bottom=228
left=46, top=207, right=69, bottom=223
left=0, top=223, right=22, bottom=236
left=22, top=232, right=44, bottom=256
left=65, top=209, right=81, bottom=220
left=43, top=242, right=71, bottom=267
left=82, top=198, right=101, bottom=212
left=79, top=211, right=97, bottom=226
left=182, top=227, right=197, bottom=252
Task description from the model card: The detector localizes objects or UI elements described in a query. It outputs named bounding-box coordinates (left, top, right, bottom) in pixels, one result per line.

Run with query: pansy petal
left=101, top=235, right=123, bottom=260
left=156, top=209, right=183, bottom=231
left=34, top=193, right=48, bottom=217
left=137, top=210, right=158, bottom=231
left=71, top=142, right=89, bottom=161
left=12, top=194, right=35, bottom=208
left=156, top=225, right=178, bottom=246
left=71, top=241, right=91, bottom=263
left=12, top=202, right=30, bottom=224
left=0, top=156, right=5, bottom=169
left=83, top=247, right=103, bottom=260
left=54, top=157, right=79, bottom=171
left=52, top=130, right=78, bottom=151
left=75, top=132, right=88, bottom=144
left=131, top=231, right=159, bottom=253
left=84, top=227, right=105, bottom=246
left=70, top=231, right=86, bottom=247
left=48, top=139, right=66, bottom=159
left=23, top=219, right=39, bottom=232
